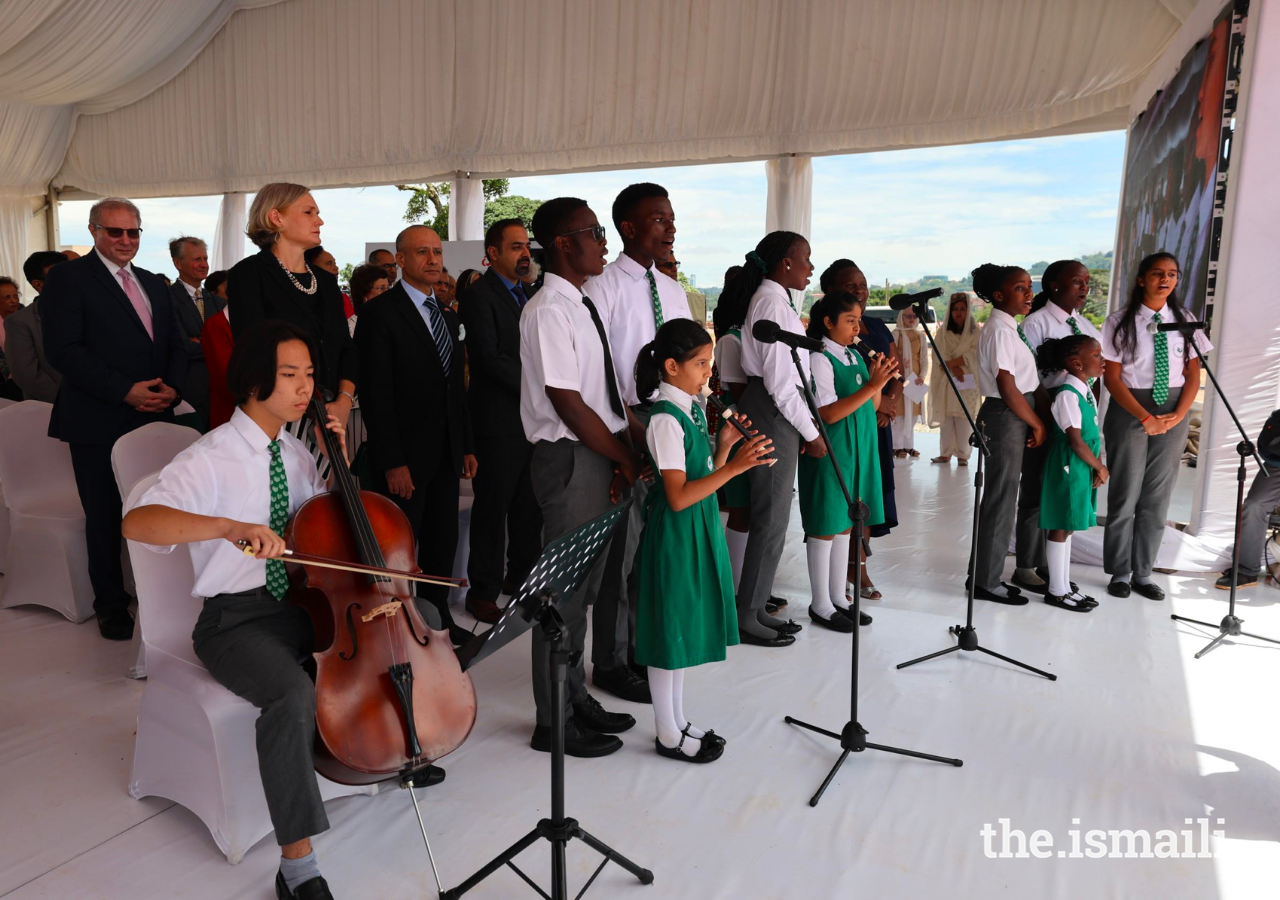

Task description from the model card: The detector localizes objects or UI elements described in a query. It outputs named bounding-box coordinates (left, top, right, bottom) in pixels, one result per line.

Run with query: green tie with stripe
left=1152, top=312, right=1169, bottom=404
left=1066, top=316, right=1082, bottom=336
left=1017, top=323, right=1036, bottom=358
left=266, top=440, right=289, bottom=600
left=646, top=270, right=664, bottom=330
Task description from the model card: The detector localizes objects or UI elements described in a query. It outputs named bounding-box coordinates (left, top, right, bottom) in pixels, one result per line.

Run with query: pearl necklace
left=275, top=254, right=318, bottom=295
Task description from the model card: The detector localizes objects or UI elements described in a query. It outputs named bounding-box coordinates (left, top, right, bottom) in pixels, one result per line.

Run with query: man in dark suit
left=5, top=251, right=66, bottom=403
left=168, top=236, right=226, bottom=428
left=355, top=224, right=476, bottom=644
left=41, top=198, right=188, bottom=640
left=457, top=219, right=543, bottom=623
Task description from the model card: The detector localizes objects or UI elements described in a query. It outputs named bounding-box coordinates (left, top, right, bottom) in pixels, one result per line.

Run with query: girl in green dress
left=799, top=291, right=898, bottom=632
left=1037, top=335, right=1109, bottom=613
left=634, top=319, right=774, bottom=763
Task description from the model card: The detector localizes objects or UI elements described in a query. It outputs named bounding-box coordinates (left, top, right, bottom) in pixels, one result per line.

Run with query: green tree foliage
left=339, top=262, right=355, bottom=283
left=397, top=179, right=540, bottom=241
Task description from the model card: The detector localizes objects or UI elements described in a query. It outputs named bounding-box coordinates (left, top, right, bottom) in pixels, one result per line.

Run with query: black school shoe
left=809, top=604, right=855, bottom=633
left=655, top=733, right=724, bottom=764
left=531, top=717, right=622, bottom=757
left=737, top=629, right=796, bottom=647
left=572, top=695, right=636, bottom=733
left=682, top=724, right=725, bottom=747
left=1131, top=581, right=1166, bottom=601
left=276, top=872, right=334, bottom=900
left=1043, top=592, right=1093, bottom=613
left=837, top=607, right=873, bottom=626
left=970, top=583, right=1029, bottom=605
left=97, top=609, right=135, bottom=641
left=593, top=664, right=652, bottom=704
left=1107, top=580, right=1132, bottom=598
left=1216, top=570, right=1260, bottom=590
left=1012, top=569, right=1079, bottom=596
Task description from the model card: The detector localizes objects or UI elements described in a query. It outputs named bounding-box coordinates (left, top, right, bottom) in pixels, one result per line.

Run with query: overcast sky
left=57, top=130, right=1125, bottom=290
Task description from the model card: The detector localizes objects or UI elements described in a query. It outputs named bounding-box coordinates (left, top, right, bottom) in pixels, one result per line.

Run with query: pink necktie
left=118, top=269, right=153, bottom=339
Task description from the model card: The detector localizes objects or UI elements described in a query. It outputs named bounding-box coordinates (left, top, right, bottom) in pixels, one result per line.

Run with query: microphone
left=1147, top=319, right=1208, bottom=334
left=752, top=318, right=824, bottom=352
left=850, top=336, right=904, bottom=380
left=888, top=287, right=944, bottom=310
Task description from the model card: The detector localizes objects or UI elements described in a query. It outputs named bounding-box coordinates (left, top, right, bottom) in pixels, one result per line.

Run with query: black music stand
left=443, top=499, right=654, bottom=900
left=780, top=345, right=961, bottom=808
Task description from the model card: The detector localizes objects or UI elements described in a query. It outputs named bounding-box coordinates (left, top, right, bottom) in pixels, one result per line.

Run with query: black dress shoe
left=764, top=601, right=779, bottom=615
left=1107, top=580, right=1132, bottom=598
left=1131, top=581, right=1165, bottom=601
left=809, top=604, right=854, bottom=633
left=276, top=871, right=334, bottom=900
left=464, top=594, right=503, bottom=624
left=838, top=607, right=873, bottom=626
left=402, top=764, right=446, bottom=788
left=737, top=629, right=796, bottom=647
left=682, top=723, right=725, bottom=747
left=973, top=584, right=1029, bottom=605
left=771, top=619, right=803, bottom=635
left=592, top=665, right=652, bottom=704
left=654, top=734, right=724, bottom=764
left=769, top=595, right=789, bottom=608
left=531, top=716, right=623, bottom=757
left=97, top=609, right=134, bottom=641
left=1216, top=570, right=1259, bottom=590
left=572, top=694, right=636, bottom=733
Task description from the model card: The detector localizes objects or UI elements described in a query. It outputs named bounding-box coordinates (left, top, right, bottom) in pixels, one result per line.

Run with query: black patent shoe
left=737, top=629, right=796, bottom=648
left=682, top=723, right=725, bottom=747
left=771, top=618, right=803, bottom=635
left=972, top=584, right=1029, bottom=605
left=809, top=604, right=854, bottom=633
left=572, top=694, right=636, bottom=734
left=1131, top=581, right=1165, bottom=601
left=1043, top=592, right=1093, bottom=613
left=655, top=733, right=724, bottom=764
left=276, top=871, right=334, bottom=900
left=836, top=607, right=873, bottom=626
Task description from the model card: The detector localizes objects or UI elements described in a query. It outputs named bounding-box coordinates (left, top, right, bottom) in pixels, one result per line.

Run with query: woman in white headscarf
left=928, top=292, right=982, bottom=465
left=891, top=305, right=930, bottom=457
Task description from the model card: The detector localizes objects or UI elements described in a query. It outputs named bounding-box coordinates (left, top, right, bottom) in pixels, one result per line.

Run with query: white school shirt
left=809, top=337, right=863, bottom=407
left=714, top=332, right=746, bottom=386
left=519, top=271, right=629, bottom=443
left=1021, top=302, right=1103, bottom=389
left=133, top=407, right=329, bottom=598
left=977, top=309, right=1040, bottom=397
left=1050, top=374, right=1097, bottom=432
left=741, top=279, right=818, bottom=441
left=646, top=382, right=708, bottom=473
left=1100, top=303, right=1213, bottom=390
left=95, top=248, right=152, bottom=315
left=585, top=253, right=692, bottom=407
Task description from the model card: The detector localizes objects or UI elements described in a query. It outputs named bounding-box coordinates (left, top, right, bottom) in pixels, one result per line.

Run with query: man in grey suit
left=169, top=236, right=226, bottom=428
left=5, top=250, right=67, bottom=403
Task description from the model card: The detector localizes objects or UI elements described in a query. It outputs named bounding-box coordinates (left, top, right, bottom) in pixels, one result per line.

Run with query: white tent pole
left=211, top=192, right=247, bottom=272
left=765, top=155, right=813, bottom=237
left=449, top=176, right=484, bottom=242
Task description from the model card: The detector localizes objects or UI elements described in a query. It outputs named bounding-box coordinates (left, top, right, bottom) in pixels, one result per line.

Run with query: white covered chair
left=112, top=422, right=203, bottom=679
left=124, top=473, right=376, bottom=864
left=0, top=396, right=16, bottom=574
left=0, top=401, right=94, bottom=622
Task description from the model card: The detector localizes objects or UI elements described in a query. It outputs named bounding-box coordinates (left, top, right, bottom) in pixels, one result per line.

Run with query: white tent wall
left=448, top=178, right=485, bottom=242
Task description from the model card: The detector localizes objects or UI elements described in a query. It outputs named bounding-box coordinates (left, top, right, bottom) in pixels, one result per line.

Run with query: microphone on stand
left=752, top=318, right=824, bottom=352
left=1147, top=319, right=1208, bottom=333
left=888, top=287, right=944, bottom=310
left=850, top=335, right=904, bottom=380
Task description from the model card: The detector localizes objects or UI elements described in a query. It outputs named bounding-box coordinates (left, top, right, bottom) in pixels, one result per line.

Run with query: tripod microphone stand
left=895, top=297, right=1056, bottom=680
left=1166, top=328, right=1277, bottom=658
left=780, top=342, right=961, bottom=808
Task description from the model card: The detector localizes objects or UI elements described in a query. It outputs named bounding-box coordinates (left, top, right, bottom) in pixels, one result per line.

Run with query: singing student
left=122, top=321, right=377, bottom=900
left=710, top=264, right=751, bottom=594
left=633, top=319, right=772, bottom=762
left=800, top=291, right=897, bottom=631
left=1015, top=259, right=1103, bottom=595
left=1101, top=252, right=1211, bottom=600
left=733, top=231, right=822, bottom=646
left=968, top=264, right=1048, bottom=604
left=1036, top=335, right=1107, bottom=612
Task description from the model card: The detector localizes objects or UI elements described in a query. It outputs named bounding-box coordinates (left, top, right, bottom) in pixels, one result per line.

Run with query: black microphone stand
left=895, top=298, right=1056, bottom=680
left=1167, top=327, right=1277, bottom=658
left=781, top=343, right=961, bottom=807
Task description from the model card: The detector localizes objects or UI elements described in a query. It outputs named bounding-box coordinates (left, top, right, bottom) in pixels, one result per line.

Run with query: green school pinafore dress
left=1039, top=383, right=1100, bottom=531
left=634, top=400, right=740, bottom=670
left=799, top=347, right=884, bottom=536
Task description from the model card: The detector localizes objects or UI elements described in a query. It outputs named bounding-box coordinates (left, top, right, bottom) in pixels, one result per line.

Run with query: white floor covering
left=3, top=432, right=1279, bottom=900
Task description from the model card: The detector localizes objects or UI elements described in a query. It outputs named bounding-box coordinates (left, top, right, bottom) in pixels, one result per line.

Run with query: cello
left=283, top=395, right=477, bottom=785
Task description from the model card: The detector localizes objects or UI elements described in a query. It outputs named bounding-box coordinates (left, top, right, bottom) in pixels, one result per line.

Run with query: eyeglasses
left=662, top=259, right=681, bottom=268
left=93, top=225, right=143, bottom=239
left=557, top=224, right=607, bottom=242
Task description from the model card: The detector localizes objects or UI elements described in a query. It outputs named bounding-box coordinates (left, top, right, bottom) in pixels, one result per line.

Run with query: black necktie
left=512, top=281, right=528, bottom=309
left=582, top=294, right=625, bottom=420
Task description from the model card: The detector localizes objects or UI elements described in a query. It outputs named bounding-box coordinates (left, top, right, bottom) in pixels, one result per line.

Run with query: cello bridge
left=361, top=600, right=403, bottom=623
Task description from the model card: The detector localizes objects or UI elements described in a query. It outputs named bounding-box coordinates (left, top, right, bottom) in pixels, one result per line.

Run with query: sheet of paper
left=952, top=374, right=976, bottom=392
left=903, top=379, right=930, bottom=405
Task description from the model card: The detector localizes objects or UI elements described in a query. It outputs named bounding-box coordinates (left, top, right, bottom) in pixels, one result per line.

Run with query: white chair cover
left=123, top=473, right=375, bottom=864
left=0, top=401, right=94, bottom=622
left=111, top=422, right=203, bottom=679
left=0, top=396, right=15, bottom=574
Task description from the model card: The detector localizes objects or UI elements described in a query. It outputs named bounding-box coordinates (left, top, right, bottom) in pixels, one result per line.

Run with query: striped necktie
left=1016, top=323, right=1036, bottom=358
left=1151, top=312, right=1169, bottom=404
left=646, top=270, right=664, bottom=330
left=193, top=287, right=206, bottom=321
left=423, top=295, right=454, bottom=375
left=1066, top=316, right=1082, bottom=336
left=265, top=441, right=289, bottom=600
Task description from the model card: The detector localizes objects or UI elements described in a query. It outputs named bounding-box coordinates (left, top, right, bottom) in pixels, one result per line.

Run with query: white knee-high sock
left=650, top=667, right=699, bottom=757
left=1046, top=540, right=1069, bottom=596
left=670, top=668, right=706, bottom=739
left=829, top=534, right=852, bottom=610
left=807, top=538, right=837, bottom=617
left=725, top=528, right=748, bottom=593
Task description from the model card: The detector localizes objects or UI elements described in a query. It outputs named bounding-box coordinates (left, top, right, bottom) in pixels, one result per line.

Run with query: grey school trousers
left=192, top=590, right=328, bottom=846
left=970, top=394, right=1035, bottom=591
left=736, top=377, right=803, bottom=614
left=1238, top=464, right=1280, bottom=576
left=1102, top=387, right=1191, bottom=579
left=529, top=438, right=617, bottom=727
